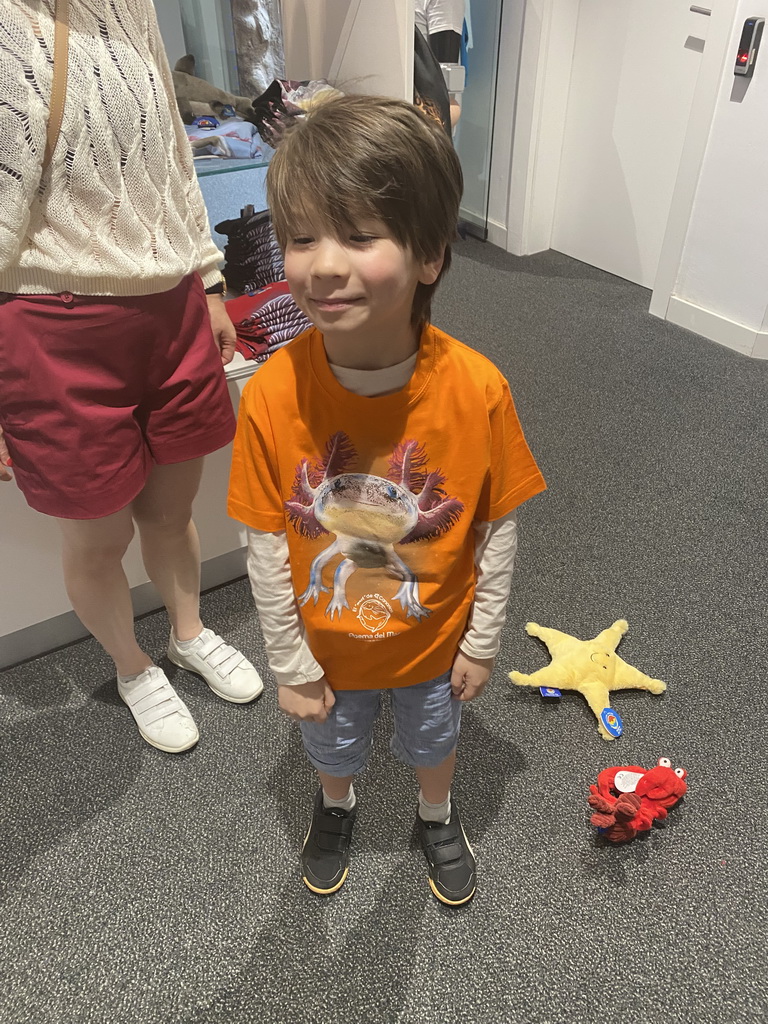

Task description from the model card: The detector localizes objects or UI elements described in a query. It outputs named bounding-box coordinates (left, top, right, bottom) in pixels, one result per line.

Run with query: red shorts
left=0, top=275, right=236, bottom=519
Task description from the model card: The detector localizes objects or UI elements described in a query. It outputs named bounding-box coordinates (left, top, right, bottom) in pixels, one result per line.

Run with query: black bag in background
left=214, top=206, right=285, bottom=296
left=413, top=26, right=452, bottom=136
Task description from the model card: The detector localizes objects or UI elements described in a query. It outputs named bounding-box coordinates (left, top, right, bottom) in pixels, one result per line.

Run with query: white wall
left=667, top=2, right=768, bottom=358
left=281, top=0, right=414, bottom=99
left=501, top=0, right=768, bottom=359
left=504, top=0, right=579, bottom=257
left=486, top=0, right=525, bottom=248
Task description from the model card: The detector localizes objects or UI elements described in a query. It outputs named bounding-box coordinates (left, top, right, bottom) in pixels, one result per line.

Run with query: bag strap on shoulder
left=43, top=0, right=70, bottom=171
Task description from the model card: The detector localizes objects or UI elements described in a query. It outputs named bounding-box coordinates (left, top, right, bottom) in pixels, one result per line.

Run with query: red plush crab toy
left=588, top=757, right=688, bottom=843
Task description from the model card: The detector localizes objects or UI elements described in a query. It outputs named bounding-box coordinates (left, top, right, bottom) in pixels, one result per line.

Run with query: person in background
left=415, top=0, right=467, bottom=130
left=228, top=95, right=545, bottom=905
left=0, top=0, right=263, bottom=754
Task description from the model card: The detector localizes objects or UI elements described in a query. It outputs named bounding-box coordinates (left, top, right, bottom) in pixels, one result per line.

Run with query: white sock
left=117, top=670, right=142, bottom=686
left=418, top=790, right=451, bottom=825
left=323, top=784, right=357, bottom=813
left=117, top=665, right=156, bottom=687
left=172, top=629, right=205, bottom=651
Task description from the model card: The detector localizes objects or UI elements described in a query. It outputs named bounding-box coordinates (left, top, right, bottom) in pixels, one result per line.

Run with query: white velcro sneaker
left=167, top=628, right=264, bottom=704
left=118, top=666, right=199, bottom=753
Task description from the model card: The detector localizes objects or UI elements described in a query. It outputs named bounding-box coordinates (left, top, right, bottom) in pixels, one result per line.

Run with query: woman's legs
left=58, top=507, right=151, bottom=677
left=131, top=458, right=205, bottom=642
left=133, top=457, right=263, bottom=705
left=57, top=458, right=206, bottom=674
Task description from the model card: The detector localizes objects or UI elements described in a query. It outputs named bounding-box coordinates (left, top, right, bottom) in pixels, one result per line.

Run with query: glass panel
left=153, top=3, right=280, bottom=252
left=153, top=1, right=284, bottom=97
left=178, top=0, right=240, bottom=94
left=454, top=0, right=503, bottom=239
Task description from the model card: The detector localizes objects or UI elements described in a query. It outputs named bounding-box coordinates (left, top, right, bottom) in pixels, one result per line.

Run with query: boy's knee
left=391, top=733, right=458, bottom=768
left=300, top=724, right=373, bottom=777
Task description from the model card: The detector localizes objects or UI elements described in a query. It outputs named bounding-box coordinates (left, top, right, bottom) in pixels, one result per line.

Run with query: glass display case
left=153, top=3, right=282, bottom=270
left=154, top=0, right=284, bottom=94
left=453, top=0, right=504, bottom=239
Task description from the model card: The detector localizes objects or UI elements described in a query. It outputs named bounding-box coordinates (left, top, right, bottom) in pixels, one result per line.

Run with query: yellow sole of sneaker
left=302, top=867, right=349, bottom=895
left=428, top=878, right=476, bottom=905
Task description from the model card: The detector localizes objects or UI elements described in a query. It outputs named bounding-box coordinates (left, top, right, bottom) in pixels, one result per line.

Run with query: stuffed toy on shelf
left=588, top=757, right=688, bottom=842
left=172, top=55, right=254, bottom=125
left=508, top=619, right=666, bottom=740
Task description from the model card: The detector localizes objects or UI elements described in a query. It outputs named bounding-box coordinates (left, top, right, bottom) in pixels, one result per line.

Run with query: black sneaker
left=301, top=788, right=356, bottom=895
left=417, top=802, right=476, bottom=905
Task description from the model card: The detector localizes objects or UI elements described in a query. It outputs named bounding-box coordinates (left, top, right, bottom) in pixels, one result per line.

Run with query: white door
left=551, top=1, right=713, bottom=288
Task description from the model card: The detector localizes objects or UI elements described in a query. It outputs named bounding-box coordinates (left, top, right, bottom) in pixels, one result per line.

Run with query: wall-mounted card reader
left=734, top=17, right=764, bottom=76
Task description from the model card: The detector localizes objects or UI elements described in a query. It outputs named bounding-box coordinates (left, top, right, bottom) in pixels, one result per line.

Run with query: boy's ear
left=418, top=250, right=445, bottom=286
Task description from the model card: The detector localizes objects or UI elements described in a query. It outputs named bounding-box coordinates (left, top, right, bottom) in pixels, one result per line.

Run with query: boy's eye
left=291, top=236, right=314, bottom=246
left=349, top=234, right=376, bottom=244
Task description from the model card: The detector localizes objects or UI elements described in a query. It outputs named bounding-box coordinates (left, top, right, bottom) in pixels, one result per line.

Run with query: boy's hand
left=450, top=651, right=495, bottom=702
left=206, top=293, right=237, bottom=365
left=278, top=677, right=336, bottom=723
left=0, top=425, right=13, bottom=482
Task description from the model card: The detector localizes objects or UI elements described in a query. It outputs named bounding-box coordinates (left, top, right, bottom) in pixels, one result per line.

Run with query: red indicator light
left=738, top=52, right=749, bottom=62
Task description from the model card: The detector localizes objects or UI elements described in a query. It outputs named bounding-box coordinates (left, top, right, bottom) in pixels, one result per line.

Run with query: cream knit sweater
left=0, top=0, right=223, bottom=296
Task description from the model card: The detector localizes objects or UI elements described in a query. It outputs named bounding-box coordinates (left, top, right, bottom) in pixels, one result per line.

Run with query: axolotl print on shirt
left=285, top=430, right=464, bottom=623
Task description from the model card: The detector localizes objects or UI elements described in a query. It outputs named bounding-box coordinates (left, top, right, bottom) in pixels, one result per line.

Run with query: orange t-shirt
left=228, top=325, right=546, bottom=690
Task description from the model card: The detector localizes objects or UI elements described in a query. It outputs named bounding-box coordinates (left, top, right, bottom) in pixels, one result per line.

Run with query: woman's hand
left=450, top=651, right=495, bottom=702
left=206, top=293, right=237, bottom=365
left=278, top=677, right=336, bottom=723
left=0, top=425, right=13, bottom=482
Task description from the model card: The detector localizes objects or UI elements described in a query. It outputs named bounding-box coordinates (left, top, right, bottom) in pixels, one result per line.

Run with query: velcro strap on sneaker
left=120, top=674, right=171, bottom=708
left=139, top=695, right=185, bottom=726
left=317, top=833, right=350, bottom=853
left=317, top=815, right=354, bottom=852
left=197, top=636, right=246, bottom=674
left=421, top=822, right=464, bottom=865
left=429, top=841, right=464, bottom=866
left=121, top=675, right=184, bottom=725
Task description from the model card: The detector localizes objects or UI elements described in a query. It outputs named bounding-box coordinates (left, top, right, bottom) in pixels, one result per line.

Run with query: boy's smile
left=284, top=220, right=442, bottom=370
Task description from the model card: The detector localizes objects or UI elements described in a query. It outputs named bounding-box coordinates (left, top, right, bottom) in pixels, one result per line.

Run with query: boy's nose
left=310, top=239, right=348, bottom=278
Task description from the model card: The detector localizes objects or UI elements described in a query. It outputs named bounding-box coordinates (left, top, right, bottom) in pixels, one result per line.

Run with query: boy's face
left=283, top=218, right=442, bottom=353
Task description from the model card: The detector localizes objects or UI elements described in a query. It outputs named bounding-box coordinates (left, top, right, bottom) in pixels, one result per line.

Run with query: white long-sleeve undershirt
left=245, top=352, right=519, bottom=685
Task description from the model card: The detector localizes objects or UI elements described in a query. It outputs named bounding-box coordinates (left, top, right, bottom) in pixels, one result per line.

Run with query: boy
left=228, top=95, right=545, bottom=905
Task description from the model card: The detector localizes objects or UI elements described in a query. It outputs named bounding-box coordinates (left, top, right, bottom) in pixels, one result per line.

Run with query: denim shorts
left=299, top=671, right=462, bottom=777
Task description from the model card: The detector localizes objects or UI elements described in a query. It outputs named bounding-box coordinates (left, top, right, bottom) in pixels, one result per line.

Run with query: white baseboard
left=486, top=218, right=508, bottom=250
left=0, top=548, right=247, bottom=670
left=665, top=296, right=768, bottom=359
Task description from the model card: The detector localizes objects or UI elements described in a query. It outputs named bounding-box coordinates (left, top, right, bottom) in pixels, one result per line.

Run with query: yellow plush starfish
left=508, top=619, right=666, bottom=740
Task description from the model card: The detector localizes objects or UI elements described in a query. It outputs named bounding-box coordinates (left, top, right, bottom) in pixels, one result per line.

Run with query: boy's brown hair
left=266, top=94, right=463, bottom=328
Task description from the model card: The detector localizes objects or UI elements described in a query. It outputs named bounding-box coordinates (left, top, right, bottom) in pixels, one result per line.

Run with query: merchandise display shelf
left=194, top=156, right=272, bottom=177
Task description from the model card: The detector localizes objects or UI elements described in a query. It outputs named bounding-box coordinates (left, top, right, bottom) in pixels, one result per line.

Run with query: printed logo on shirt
left=285, top=431, right=464, bottom=623
left=354, top=594, right=392, bottom=634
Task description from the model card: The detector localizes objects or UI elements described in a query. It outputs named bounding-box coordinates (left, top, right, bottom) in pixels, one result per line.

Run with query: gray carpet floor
left=2, top=240, right=767, bottom=1024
